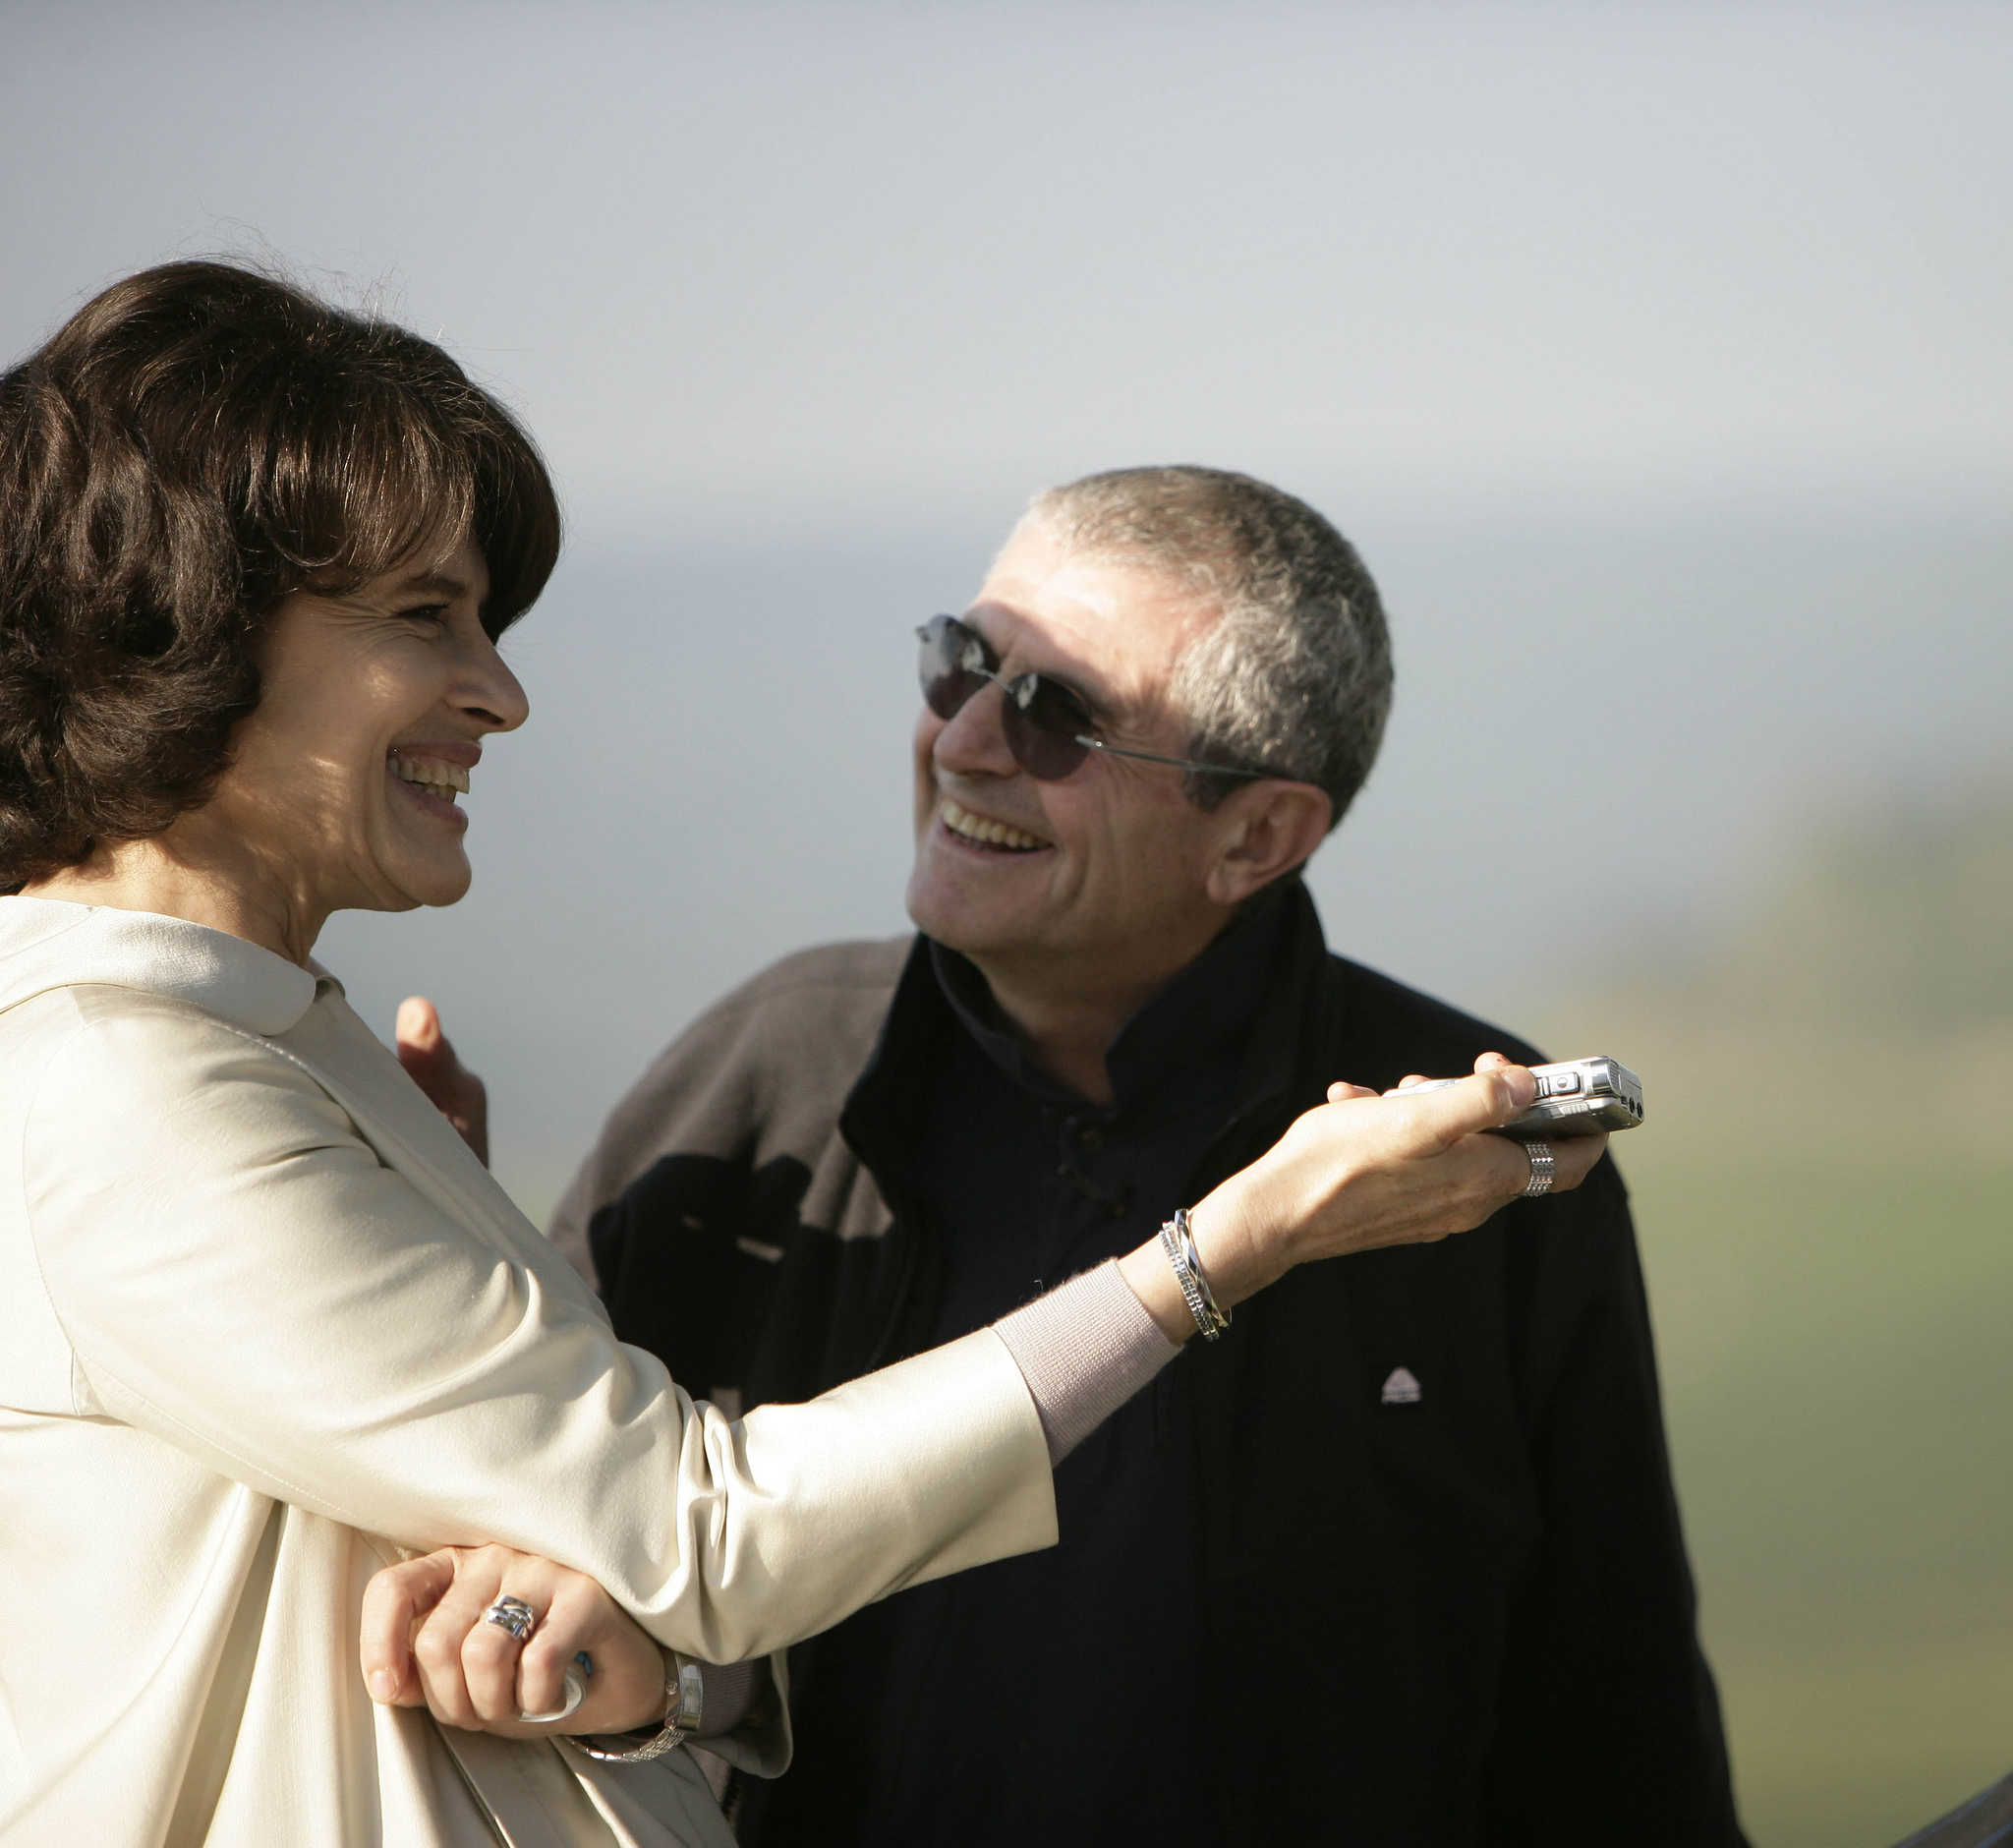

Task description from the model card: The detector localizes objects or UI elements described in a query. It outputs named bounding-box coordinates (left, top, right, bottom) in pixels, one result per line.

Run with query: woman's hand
left=361, top=1543, right=667, bottom=1737
left=1118, top=1053, right=1607, bottom=1342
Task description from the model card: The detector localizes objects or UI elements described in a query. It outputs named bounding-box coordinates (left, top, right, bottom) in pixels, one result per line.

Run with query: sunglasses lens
left=917, top=615, right=1092, bottom=780
left=1001, top=678, right=1092, bottom=780
left=918, top=615, right=985, bottom=721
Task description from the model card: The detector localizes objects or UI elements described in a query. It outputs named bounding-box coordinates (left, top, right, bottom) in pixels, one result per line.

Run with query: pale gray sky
left=5, top=1, right=2008, bottom=1213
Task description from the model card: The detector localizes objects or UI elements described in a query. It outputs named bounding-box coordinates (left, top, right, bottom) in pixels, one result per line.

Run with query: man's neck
left=963, top=924, right=1231, bottom=1105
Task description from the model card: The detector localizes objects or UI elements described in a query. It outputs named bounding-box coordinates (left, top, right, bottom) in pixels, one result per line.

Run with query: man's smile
left=939, top=797, right=1052, bottom=854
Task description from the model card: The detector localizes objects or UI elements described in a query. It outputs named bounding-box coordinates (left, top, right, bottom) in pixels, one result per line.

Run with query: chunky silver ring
left=1524, top=1140, right=1556, bottom=1198
left=482, top=1595, right=537, bottom=1644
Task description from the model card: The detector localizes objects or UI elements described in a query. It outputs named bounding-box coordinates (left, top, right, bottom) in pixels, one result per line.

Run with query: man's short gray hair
left=1022, top=466, right=1392, bottom=831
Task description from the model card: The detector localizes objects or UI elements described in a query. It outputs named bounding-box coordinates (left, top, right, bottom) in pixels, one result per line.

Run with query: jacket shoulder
left=1325, top=955, right=1548, bottom=1081
left=657, top=936, right=911, bottom=1099
left=548, top=939, right=909, bottom=1263
left=703, top=936, right=913, bottom=1023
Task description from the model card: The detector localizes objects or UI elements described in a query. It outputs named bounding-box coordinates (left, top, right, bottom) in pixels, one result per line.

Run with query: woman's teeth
left=942, top=798, right=1047, bottom=851
left=389, top=754, right=470, bottom=800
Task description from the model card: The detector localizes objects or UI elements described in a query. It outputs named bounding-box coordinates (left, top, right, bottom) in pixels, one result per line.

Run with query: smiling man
left=551, top=468, right=1746, bottom=1847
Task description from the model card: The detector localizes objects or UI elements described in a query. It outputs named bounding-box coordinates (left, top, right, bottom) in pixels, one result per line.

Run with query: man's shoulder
left=617, top=934, right=917, bottom=1129
left=683, top=935, right=912, bottom=1063
left=1322, top=953, right=1547, bottom=1080
left=709, top=935, right=913, bottom=1014
left=548, top=937, right=912, bottom=1269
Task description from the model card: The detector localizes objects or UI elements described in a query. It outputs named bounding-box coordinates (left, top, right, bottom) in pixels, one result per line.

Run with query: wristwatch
left=568, top=1651, right=704, bottom=1763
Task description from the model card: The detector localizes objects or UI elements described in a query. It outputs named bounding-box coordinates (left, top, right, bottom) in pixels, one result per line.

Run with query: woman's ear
left=1204, top=781, right=1334, bottom=907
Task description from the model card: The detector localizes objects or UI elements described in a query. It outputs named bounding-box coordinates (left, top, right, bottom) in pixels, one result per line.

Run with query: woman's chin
left=380, top=849, right=475, bottom=912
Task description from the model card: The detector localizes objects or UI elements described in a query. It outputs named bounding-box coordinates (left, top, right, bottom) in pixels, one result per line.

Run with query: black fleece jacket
left=570, top=884, right=1746, bottom=1846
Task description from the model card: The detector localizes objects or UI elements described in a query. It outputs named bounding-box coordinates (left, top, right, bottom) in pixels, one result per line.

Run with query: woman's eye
left=398, top=604, right=451, bottom=626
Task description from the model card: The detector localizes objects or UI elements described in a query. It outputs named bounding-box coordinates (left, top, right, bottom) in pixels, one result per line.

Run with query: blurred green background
left=1532, top=777, right=2013, bottom=1845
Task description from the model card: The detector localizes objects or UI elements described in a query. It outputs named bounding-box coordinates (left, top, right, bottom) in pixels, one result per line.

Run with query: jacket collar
left=925, top=889, right=1297, bottom=1117
left=0, top=895, right=324, bottom=1036
left=840, top=880, right=1337, bottom=1186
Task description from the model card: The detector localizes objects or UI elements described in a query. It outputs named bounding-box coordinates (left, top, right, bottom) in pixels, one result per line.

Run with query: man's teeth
left=942, top=798, right=1047, bottom=851
left=390, top=754, right=471, bottom=799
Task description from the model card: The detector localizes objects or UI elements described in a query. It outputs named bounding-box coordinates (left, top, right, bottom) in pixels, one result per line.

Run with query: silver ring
left=482, top=1595, right=537, bottom=1644
left=1524, top=1140, right=1556, bottom=1198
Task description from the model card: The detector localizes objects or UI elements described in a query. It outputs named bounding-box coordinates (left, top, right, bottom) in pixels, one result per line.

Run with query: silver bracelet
left=1159, top=1207, right=1230, bottom=1341
left=567, top=1653, right=704, bottom=1763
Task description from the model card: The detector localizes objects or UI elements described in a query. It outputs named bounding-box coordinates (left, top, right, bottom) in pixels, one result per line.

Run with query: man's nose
left=932, top=684, right=1020, bottom=779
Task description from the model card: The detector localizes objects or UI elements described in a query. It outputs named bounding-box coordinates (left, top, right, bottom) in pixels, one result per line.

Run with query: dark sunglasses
left=916, top=614, right=1269, bottom=783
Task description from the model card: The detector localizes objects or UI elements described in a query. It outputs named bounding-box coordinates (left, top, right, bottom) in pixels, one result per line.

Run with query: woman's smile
left=388, top=749, right=477, bottom=829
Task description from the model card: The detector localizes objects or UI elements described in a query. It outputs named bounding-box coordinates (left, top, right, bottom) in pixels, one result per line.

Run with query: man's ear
left=1204, top=781, right=1333, bottom=908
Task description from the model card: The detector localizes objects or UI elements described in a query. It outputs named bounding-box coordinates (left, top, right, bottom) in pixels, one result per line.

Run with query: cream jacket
left=0, top=898, right=1056, bottom=1847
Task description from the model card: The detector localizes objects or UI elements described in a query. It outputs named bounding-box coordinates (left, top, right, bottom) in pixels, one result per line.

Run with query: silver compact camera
left=1386, top=1057, right=1643, bottom=1141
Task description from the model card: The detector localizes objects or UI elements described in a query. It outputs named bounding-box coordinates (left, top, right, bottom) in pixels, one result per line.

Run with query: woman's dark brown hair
left=0, top=260, right=562, bottom=888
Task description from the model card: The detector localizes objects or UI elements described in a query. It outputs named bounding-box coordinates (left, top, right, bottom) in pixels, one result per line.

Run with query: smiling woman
left=0, top=261, right=1600, bottom=1848
left=175, top=535, right=529, bottom=960
left=0, top=262, right=555, bottom=905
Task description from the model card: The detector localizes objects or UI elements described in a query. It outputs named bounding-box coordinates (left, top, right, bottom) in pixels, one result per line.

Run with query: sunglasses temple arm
left=1075, top=736, right=1268, bottom=779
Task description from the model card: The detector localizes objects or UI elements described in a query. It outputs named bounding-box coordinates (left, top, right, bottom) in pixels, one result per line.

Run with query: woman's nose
left=456, top=640, right=531, bottom=733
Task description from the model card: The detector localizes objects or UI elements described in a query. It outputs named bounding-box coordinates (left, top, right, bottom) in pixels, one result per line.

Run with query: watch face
left=675, top=1658, right=706, bottom=1730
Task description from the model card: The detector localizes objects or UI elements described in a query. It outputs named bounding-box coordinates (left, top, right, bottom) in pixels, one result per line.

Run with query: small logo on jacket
left=1381, top=1366, right=1422, bottom=1406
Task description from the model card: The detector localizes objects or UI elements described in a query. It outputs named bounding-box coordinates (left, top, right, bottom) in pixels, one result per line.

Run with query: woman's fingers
left=411, top=1546, right=550, bottom=1728
left=362, top=1551, right=457, bottom=1706
left=1543, top=1131, right=1609, bottom=1191
left=367, top=1543, right=673, bottom=1736
left=515, top=1582, right=580, bottom=1720
left=1381, top=1064, right=1537, bottom=1153
left=1339, top=1054, right=1517, bottom=1106
left=406, top=1550, right=496, bottom=1729
left=1192, top=1058, right=1627, bottom=1292
left=521, top=1574, right=670, bottom=1733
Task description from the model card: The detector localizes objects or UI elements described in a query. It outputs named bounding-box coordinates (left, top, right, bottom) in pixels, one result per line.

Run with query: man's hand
left=395, top=997, right=489, bottom=1166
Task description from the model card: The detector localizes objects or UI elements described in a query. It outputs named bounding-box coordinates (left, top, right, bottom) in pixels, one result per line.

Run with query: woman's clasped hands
left=362, top=1543, right=670, bottom=1739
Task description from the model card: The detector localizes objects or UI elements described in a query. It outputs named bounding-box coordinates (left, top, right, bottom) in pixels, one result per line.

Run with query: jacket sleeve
left=21, top=1005, right=1055, bottom=1668
left=1475, top=1163, right=1749, bottom=1846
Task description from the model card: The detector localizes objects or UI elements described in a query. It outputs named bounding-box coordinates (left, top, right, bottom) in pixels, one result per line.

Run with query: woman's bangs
left=467, top=419, right=561, bottom=637
left=276, top=401, right=479, bottom=601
